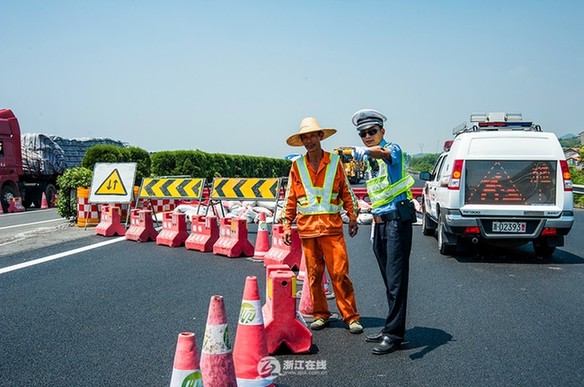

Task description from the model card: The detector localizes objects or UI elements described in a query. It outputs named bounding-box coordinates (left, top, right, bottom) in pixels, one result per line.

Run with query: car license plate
left=492, top=221, right=526, bottom=233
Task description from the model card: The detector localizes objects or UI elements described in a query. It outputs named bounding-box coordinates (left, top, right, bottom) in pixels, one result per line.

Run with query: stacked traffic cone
left=251, top=212, right=270, bottom=262
left=40, top=192, right=49, bottom=209
left=200, top=295, right=237, bottom=387
left=169, top=332, right=203, bottom=387
left=233, top=276, right=274, bottom=386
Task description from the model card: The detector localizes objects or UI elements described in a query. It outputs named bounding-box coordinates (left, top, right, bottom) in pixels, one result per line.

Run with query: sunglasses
left=358, top=128, right=378, bottom=138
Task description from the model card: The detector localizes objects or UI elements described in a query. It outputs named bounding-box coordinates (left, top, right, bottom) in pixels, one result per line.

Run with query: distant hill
left=560, top=133, right=578, bottom=139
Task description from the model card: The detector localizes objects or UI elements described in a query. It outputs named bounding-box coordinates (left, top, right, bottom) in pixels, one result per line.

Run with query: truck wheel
left=437, top=216, right=456, bottom=255
left=1, top=184, right=16, bottom=213
left=533, top=240, right=555, bottom=258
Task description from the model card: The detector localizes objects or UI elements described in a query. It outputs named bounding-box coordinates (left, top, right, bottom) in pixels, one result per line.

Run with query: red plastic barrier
left=95, top=206, right=126, bottom=237
left=156, top=212, right=189, bottom=247
left=213, top=218, right=254, bottom=258
left=263, top=224, right=302, bottom=270
left=185, top=215, right=219, bottom=252
left=126, top=209, right=159, bottom=242
left=263, top=268, right=312, bottom=354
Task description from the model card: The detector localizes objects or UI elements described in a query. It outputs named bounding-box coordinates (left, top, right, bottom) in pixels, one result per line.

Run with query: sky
left=3, top=1, right=583, bottom=159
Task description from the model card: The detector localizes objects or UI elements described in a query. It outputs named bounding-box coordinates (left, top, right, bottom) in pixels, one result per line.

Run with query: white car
left=420, top=112, right=574, bottom=257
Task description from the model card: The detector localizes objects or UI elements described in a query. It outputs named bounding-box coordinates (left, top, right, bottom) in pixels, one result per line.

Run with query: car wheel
left=533, top=240, right=555, bottom=258
left=437, top=215, right=456, bottom=255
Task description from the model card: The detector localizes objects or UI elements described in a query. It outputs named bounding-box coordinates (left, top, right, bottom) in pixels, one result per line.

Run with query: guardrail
left=574, top=184, right=584, bottom=195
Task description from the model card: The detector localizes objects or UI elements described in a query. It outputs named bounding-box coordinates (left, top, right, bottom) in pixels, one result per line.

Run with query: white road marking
left=0, top=236, right=126, bottom=275
left=0, top=218, right=65, bottom=230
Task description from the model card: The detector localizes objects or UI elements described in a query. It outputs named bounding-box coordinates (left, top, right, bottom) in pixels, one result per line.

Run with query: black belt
left=373, top=211, right=399, bottom=223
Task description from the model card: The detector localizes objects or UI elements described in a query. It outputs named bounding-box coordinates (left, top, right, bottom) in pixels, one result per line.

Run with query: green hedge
left=150, top=150, right=290, bottom=180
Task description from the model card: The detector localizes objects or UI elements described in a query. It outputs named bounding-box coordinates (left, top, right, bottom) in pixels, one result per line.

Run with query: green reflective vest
left=366, top=146, right=414, bottom=209
left=295, top=153, right=342, bottom=215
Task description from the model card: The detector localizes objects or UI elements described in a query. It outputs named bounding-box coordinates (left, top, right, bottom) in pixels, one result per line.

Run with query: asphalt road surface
left=1, top=209, right=583, bottom=386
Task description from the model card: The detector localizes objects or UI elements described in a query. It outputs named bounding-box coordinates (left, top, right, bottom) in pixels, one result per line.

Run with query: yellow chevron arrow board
left=89, top=163, right=137, bottom=204
left=139, top=177, right=204, bottom=199
left=210, top=178, right=280, bottom=200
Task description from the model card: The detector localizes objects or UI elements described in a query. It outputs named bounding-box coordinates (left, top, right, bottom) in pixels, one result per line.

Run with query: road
left=1, top=209, right=583, bottom=386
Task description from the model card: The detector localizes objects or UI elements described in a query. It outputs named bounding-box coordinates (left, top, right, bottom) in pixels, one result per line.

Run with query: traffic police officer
left=351, top=109, right=416, bottom=355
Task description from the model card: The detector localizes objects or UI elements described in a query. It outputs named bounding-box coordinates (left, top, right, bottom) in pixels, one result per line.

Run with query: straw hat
left=286, top=117, right=337, bottom=147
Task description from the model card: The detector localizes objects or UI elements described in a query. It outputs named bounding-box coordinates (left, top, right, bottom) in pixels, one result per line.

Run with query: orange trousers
left=301, top=234, right=360, bottom=323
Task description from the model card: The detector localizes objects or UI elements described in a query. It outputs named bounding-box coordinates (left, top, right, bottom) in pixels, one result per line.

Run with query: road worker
left=281, top=117, right=363, bottom=334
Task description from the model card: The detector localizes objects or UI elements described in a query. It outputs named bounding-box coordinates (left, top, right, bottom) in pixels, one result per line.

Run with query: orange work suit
left=282, top=151, right=360, bottom=323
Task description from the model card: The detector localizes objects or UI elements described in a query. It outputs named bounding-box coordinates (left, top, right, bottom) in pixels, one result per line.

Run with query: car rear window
left=464, top=160, right=556, bottom=205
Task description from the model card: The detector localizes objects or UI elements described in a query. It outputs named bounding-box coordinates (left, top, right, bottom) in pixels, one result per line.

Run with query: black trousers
left=372, top=218, right=413, bottom=343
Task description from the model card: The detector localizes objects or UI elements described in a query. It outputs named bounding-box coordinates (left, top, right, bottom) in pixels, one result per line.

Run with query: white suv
left=420, top=112, right=574, bottom=257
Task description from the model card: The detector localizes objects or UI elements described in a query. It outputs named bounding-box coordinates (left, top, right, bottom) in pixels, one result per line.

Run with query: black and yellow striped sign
left=210, top=178, right=280, bottom=200
left=139, top=177, right=204, bottom=199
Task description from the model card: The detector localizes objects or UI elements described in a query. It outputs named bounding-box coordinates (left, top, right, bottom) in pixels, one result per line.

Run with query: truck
left=0, top=108, right=127, bottom=212
left=334, top=147, right=367, bottom=184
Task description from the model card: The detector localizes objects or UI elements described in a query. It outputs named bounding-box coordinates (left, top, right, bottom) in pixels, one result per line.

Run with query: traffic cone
left=40, top=192, right=49, bottom=209
left=297, top=252, right=306, bottom=282
left=323, top=272, right=335, bottom=300
left=298, top=274, right=314, bottom=322
left=251, top=212, right=270, bottom=262
left=200, top=295, right=237, bottom=387
left=233, top=276, right=274, bottom=386
left=51, top=193, right=57, bottom=208
left=169, top=332, right=203, bottom=387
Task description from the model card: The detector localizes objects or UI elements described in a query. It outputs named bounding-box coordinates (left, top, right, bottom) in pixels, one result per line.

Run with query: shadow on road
left=402, top=326, right=454, bottom=360
left=451, top=244, right=584, bottom=265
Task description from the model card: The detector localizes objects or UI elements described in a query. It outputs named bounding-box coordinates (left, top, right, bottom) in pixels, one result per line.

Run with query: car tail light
left=559, top=160, right=573, bottom=191
left=464, top=226, right=480, bottom=234
left=541, top=228, right=558, bottom=236
left=448, top=159, right=464, bottom=190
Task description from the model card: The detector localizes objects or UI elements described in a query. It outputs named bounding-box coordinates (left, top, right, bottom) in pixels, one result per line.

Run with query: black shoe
left=365, top=332, right=384, bottom=343
left=372, top=336, right=400, bottom=355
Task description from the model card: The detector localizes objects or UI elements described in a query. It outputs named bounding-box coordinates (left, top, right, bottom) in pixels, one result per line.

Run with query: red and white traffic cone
left=200, top=295, right=237, bottom=387
left=169, top=332, right=203, bottom=387
left=297, top=252, right=306, bottom=282
left=251, top=212, right=270, bottom=262
left=233, top=276, right=274, bottom=386
left=323, top=272, right=335, bottom=300
left=40, top=192, right=49, bottom=209
left=298, top=274, right=314, bottom=322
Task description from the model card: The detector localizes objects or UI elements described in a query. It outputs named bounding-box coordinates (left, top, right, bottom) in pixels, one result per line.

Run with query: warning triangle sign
left=95, top=169, right=128, bottom=196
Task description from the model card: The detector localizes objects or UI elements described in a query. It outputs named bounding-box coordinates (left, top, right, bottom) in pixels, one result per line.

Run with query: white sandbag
left=223, top=200, right=242, bottom=210
left=256, top=201, right=277, bottom=211
left=358, top=199, right=371, bottom=212
left=241, top=200, right=258, bottom=208
left=358, top=213, right=373, bottom=225
left=253, top=206, right=273, bottom=217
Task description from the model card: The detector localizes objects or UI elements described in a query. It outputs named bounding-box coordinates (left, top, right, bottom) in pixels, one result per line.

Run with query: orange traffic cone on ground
left=200, top=295, right=237, bottom=387
left=251, top=212, right=270, bottom=262
left=170, top=332, right=203, bottom=387
left=40, top=192, right=49, bottom=209
left=233, top=276, right=274, bottom=386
